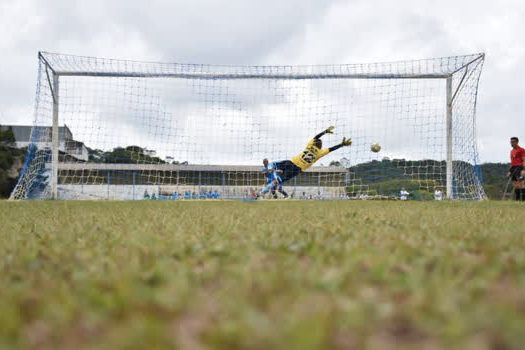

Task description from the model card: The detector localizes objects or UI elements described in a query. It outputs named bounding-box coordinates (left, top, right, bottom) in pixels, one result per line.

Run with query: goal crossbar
left=54, top=72, right=451, bottom=79
left=39, top=51, right=484, bottom=81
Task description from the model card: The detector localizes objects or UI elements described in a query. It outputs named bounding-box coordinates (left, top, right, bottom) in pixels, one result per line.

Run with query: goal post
left=51, top=73, right=59, bottom=199
left=10, top=52, right=485, bottom=200
left=446, top=76, right=453, bottom=200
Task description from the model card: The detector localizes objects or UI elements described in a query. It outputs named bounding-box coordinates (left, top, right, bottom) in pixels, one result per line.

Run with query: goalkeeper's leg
left=277, top=185, right=288, bottom=198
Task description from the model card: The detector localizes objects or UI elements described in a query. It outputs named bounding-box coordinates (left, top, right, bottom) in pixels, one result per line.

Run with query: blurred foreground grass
left=1, top=200, right=525, bottom=349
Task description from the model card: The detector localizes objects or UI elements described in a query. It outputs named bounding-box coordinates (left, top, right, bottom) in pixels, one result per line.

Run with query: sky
left=0, top=0, right=524, bottom=163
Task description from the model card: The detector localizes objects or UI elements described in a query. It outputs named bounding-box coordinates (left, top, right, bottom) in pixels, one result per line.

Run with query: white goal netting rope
left=10, top=52, right=485, bottom=200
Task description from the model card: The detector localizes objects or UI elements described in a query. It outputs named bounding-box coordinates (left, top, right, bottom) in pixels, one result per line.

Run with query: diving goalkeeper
left=258, top=126, right=351, bottom=196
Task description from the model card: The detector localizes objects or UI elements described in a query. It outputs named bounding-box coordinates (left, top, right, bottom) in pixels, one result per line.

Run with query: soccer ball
left=371, top=142, right=381, bottom=153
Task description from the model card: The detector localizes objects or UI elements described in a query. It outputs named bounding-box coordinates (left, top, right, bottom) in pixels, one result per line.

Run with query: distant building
left=0, top=125, right=88, bottom=161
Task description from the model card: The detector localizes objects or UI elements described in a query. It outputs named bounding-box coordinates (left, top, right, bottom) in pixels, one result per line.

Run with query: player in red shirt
left=508, top=137, right=525, bottom=201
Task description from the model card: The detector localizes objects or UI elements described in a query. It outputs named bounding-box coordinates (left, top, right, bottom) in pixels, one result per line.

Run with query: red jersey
left=511, top=146, right=525, bottom=166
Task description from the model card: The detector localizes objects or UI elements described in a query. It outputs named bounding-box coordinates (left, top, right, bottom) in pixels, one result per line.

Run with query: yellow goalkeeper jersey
left=290, top=139, right=330, bottom=171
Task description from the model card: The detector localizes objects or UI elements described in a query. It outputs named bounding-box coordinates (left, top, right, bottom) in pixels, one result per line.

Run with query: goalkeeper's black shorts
left=275, top=160, right=303, bottom=183
left=510, top=166, right=524, bottom=181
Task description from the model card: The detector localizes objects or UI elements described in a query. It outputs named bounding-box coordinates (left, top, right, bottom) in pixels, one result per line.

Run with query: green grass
left=1, top=200, right=525, bottom=349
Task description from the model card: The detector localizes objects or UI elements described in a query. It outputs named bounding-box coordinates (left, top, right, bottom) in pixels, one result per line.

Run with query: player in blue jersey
left=262, top=158, right=289, bottom=198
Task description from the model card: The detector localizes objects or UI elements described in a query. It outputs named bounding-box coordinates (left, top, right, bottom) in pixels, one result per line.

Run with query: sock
left=279, top=189, right=289, bottom=197
left=259, top=182, right=274, bottom=195
left=515, top=188, right=521, bottom=201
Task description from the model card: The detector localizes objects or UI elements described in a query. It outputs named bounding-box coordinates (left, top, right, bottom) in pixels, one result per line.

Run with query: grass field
left=1, top=200, right=525, bottom=349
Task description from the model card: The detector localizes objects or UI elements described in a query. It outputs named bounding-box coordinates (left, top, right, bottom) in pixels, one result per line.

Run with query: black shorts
left=275, top=160, right=303, bottom=183
left=510, top=166, right=524, bottom=181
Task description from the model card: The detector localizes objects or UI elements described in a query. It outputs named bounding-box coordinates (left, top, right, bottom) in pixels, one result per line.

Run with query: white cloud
left=0, top=0, right=524, bottom=163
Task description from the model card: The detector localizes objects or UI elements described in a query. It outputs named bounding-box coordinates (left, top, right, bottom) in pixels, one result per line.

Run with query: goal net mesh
left=10, top=52, right=485, bottom=200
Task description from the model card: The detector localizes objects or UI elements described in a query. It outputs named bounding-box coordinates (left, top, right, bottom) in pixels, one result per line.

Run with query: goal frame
left=30, top=52, right=486, bottom=200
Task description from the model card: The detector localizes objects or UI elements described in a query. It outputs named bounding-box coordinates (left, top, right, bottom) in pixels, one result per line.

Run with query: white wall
left=57, top=184, right=346, bottom=200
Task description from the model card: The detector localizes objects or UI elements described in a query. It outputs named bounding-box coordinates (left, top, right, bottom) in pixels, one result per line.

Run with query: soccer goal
left=10, top=52, right=485, bottom=200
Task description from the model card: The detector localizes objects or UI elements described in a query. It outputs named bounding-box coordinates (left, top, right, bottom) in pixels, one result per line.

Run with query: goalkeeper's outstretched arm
left=328, top=137, right=352, bottom=152
left=314, top=126, right=335, bottom=139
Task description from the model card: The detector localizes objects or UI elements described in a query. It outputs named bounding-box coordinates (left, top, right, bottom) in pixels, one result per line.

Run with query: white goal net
left=10, top=52, right=485, bottom=200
